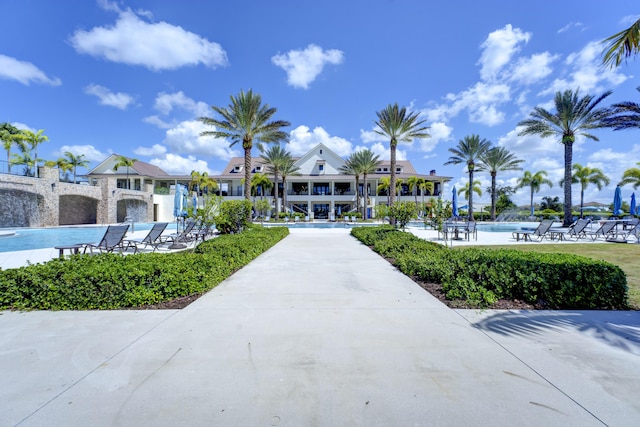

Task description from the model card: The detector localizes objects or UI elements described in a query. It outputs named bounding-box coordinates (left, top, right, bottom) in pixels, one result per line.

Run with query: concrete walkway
left=1, top=228, right=639, bottom=426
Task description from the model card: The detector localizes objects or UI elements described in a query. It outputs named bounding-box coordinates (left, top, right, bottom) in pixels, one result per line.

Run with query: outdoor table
left=54, top=244, right=84, bottom=259
left=446, top=222, right=467, bottom=240
left=548, top=227, right=568, bottom=241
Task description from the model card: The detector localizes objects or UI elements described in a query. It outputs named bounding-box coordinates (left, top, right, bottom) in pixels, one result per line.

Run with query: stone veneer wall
left=0, top=166, right=154, bottom=227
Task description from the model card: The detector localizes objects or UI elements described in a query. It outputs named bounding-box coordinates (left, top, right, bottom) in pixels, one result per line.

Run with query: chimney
left=430, top=169, right=436, bottom=176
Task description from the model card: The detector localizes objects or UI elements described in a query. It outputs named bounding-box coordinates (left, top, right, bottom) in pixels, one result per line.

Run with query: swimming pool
left=407, top=221, right=537, bottom=232
left=262, top=221, right=379, bottom=229
left=0, top=223, right=159, bottom=253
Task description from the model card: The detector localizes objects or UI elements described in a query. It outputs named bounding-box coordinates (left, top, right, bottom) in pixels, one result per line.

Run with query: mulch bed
left=131, top=293, right=203, bottom=310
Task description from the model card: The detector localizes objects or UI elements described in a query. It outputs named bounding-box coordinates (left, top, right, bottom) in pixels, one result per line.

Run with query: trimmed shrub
left=351, top=226, right=628, bottom=309
left=0, top=225, right=288, bottom=310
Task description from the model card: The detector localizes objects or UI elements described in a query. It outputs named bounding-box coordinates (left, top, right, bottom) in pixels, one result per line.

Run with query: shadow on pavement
left=470, top=310, right=640, bottom=355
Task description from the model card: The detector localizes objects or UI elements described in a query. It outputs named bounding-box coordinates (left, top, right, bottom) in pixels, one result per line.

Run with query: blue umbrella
left=452, top=187, right=459, bottom=218
left=193, top=194, right=198, bottom=211
left=631, top=193, right=636, bottom=216
left=173, top=184, right=184, bottom=218
left=613, top=185, right=623, bottom=217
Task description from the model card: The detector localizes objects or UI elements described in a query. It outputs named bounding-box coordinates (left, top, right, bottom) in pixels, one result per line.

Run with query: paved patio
left=1, top=227, right=639, bottom=426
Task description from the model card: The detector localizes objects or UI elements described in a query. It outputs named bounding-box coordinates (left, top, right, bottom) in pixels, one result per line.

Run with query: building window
left=320, top=149, right=323, bottom=154
left=319, top=164, right=324, bottom=171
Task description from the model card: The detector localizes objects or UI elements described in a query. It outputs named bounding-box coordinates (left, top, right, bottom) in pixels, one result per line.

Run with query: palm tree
left=374, top=103, right=430, bottom=208
left=10, top=150, right=35, bottom=176
left=353, top=149, right=381, bottom=218
left=199, top=89, right=290, bottom=217
left=419, top=180, right=435, bottom=213
left=250, top=172, right=273, bottom=201
left=560, top=163, right=610, bottom=218
left=113, top=155, right=137, bottom=189
left=620, top=162, right=640, bottom=189
left=516, top=170, right=553, bottom=217
left=45, top=157, right=73, bottom=181
left=0, top=123, right=20, bottom=174
left=518, top=89, right=612, bottom=226
left=63, top=151, right=90, bottom=184
left=602, top=18, right=640, bottom=68
left=406, top=176, right=425, bottom=207
left=458, top=180, right=483, bottom=214
left=604, top=87, right=640, bottom=131
left=14, top=129, right=49, bottom=178
left=444, top=134, right=492, bottom=221
left=377, top=176, right=392, bottom=205
left=261, top=144, right=291, bottom=219
left=340, top=154, right=361, bottom=215
left=280, top=157, right=300, bottom=213
left=480, top=146, right=524, bottom=220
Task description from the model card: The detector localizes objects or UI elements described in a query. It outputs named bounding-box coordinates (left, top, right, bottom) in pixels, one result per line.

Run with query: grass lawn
left=471, top=243, right=640, bottom=309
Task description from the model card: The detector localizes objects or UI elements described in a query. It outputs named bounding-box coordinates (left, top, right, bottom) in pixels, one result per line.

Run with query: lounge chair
left=165, top=219, right=197, bottom=247
left=624, top=222, right=640, bottom=243
left=124, top=222, right=168, bottom=253
left=511, top=220, right=554, bottom=242
left=294, top=216, right=300, bottom=223
left=82, top=225, right=130, bottom=254
left=305, top=215, right=310, bottom=222
left=552, top=218, right=591, bottom=241
left=586, top=220, right=620, bottom=241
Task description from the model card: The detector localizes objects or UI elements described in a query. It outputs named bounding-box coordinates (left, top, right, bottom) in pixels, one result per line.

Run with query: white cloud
left=0, top=54, right=61, bottom=86
left=289, top=125, right=352, bottom=156
left=150, top=153, right=213, bottom=175
left=162, top=120, right=238, bottom=160
left=366, top=142, right=407, bottom=162
left=153, top=91, right=209, bottom=116
left=557, top=22, right=584, bottom=33
left=70, top=9, right=228, bottom=71
left=444, top=82, right=511, bottom=126
left=478, top=24, right=531, bottom=81
left=271, top=44, right=344, bottom=89
left=359, top=129, right=384, bottom=144
left=84, top=84, right=135, bottom=109
left=58, top=145, right=108, bottom=162
left=510, top=52, right=558, bottom=85
left=421, top=122, right=451, bottom=152
left=133, top=144, right=166, bottom=157
left=540, top=41, right=629, bottom=95
left=143, top=115, right=173, bottom=129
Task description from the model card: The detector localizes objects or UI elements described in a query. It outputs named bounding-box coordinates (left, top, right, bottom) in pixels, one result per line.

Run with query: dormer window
left=396, top=167, right=402, bottom=173
left=254, top=165, right=263, bottom=173
left=319, top=149, right=323, bottom=154
left=319, top=164, right=324, bottom=171
left=233, top=165, right=243, bottom=173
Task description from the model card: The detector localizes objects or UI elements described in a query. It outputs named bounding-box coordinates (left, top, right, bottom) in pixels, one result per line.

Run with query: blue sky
left=2, top=0, right=639, bottom=206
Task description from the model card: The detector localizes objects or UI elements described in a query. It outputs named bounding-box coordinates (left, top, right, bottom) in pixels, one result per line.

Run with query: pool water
left=262, top=222, right=378, bottom=229
left=0, top=223, right=158, bottom=253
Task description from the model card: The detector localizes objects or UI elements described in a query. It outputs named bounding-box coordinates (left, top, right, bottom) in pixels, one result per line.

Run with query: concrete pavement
left=1, top=228, right=639, bottom=426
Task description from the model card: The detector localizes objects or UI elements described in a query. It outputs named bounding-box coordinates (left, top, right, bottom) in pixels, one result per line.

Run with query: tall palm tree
left=199, top=89, right=290, bottom=216
left=340, top=153, right=361, bottom=214
left=560, top=163, right=610, bottom=218
left=45, top=157, right=73, bottom=181
left=353, top=149, right=381, bottom=218
left=444, top=134, right=492, bottom=221
left=620, top=162, right=640, bottom=189
left=261, top=144, right=291, bottom=219
left=63, top=151, right=90, bottom=184
left=516, top=170, right=553, bottom=217
left=113, top=155, right=137, bottom=189
left=374, top=103, right=430, bottom=208
left=14, top=129, right=49, bottom=178
left=406, top=176, right=425, bottom=207
left=602, top=18, right=640, bottom=68
left=518, top=89, right=612, bottom=226
left=280, top=157, right=300, bottom=213
left=0, top=123, right=20, bottom=174
left=480, top=146, right=524, bottom=220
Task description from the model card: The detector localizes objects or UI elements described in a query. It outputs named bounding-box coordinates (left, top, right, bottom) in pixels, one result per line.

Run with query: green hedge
left=351, top=226, right=628, bottom=309
left=0, top=225, right=289, bottom=310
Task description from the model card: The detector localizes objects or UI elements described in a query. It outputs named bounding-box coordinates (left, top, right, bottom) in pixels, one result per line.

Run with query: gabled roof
left=87, top=154, right=170, bottom=178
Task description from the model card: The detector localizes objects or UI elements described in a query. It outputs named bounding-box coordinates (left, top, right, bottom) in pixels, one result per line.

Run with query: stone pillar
left=39, top=167, right=60, bottom=226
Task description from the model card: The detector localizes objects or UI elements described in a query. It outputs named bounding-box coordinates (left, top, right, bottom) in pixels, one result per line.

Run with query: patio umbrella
left=613, top=185, right=623, bottom=217
left=631, top=193, right=637, bottom=216
left=452, top=187, right=459, bottom=218
left=193, top=194, right=198, bottom=212
left=173, top=184, right=184, bottom=218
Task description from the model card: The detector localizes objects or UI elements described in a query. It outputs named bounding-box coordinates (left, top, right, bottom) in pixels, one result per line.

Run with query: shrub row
left=0, top=225, right=289, bottom=310
left=351, top=226, right=628, bottom=309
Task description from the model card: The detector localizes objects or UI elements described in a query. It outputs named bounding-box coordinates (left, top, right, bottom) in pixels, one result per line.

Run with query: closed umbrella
left=452, top=187, right=459, bottom=218
left=613, top=185, right=623, bottom=217
left=193, top=194, right=198, bottom=212
left=173, top=184, right=185, bottom=232
left=631, top=193, right=637, bottom=216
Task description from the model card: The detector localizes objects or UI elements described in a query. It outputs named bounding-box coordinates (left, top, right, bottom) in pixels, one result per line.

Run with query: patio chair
left=294, top=216, right=300, bottom=223
left=82, top=225, right=130, bottom=254
left=623, top=222, right=640, bottom=243
left=554, top=218, right=591, bottom=241
left=511, top=219, right=554, bottom=242
left=623, top=217, right=639, bottom=230
left=165, top=219, right=198, bottom=247
left=463, top=221, right=477, bottom=241
left=124, top=222, right=168, bottom=253
left=586, top=220, right=620, bottom=241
